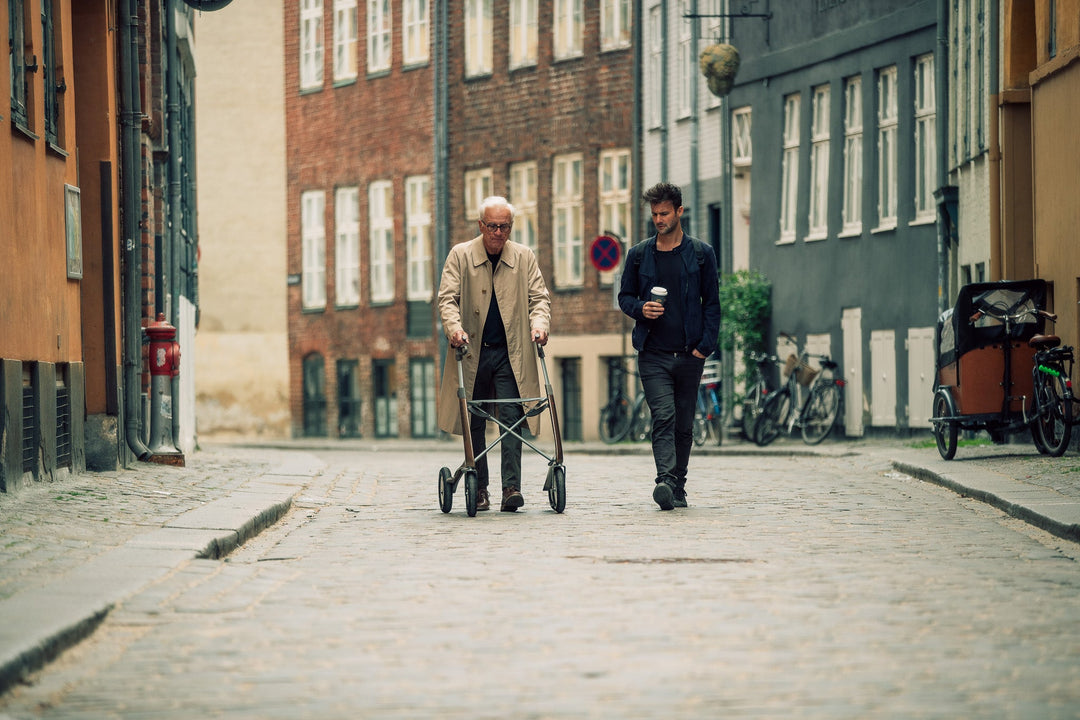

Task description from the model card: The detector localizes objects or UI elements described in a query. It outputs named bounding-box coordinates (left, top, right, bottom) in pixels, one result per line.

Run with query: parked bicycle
left=754, top=335, right=845, bottom=446
left=598, top=358, right=652, bottom=444
left=739, top=351, right=779, bottom=441
left=693, top=359, right=723, bottom=446
left=932, top=280, right=1075, bottom=459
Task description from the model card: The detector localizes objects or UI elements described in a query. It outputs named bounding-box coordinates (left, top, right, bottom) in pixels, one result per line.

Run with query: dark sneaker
left=673, top=487, right=688, bottom=508
left=501, top=487, right=524, bottom=512
left=652, top=481, right=675, bottom=511
left=476, top=488, right=491, bottom=511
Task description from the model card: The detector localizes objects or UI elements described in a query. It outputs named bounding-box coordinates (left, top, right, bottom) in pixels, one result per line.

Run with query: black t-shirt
left=643, top=246, right=686, bottom=353
left=481, top=253, right=507, bottom=346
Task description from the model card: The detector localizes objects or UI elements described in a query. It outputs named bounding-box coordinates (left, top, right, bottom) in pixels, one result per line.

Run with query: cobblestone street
left=2, top=446, right=1079, bottom=718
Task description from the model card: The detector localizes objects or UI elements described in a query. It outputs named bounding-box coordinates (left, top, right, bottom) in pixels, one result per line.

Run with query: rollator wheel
left=464, top=470, right=479, bottom=517
left=438, top=467, right=453, bottom=513
left=548, top=465, right=566, bottom=514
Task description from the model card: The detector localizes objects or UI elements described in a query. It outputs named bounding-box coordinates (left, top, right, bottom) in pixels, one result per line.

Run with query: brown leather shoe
left=501, top=487, right=524, bottom=512
left=476, top=488, right=491, bottom=511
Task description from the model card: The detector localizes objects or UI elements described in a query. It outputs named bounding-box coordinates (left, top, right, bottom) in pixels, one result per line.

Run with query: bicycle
left=754, top=335, right=845, bottom=446
left=693, top=359, right=723, bottom=446
left=598, top=357, right=650, bottom=444
left=739, top=351, right=778, bottom=441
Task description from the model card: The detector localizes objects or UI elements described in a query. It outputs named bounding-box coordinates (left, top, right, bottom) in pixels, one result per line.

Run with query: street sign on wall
left=589, top=235, right=622, bottom=272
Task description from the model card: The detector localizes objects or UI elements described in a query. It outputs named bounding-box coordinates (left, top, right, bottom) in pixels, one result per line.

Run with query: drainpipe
left=690, top=0, right=700, bottom=230
left=433, top=0, right=449, bottom=367
left=166, top=0, right=182, bottom=446
left=120, top=0, right=151, bottom=460
left=934, top=0, right=951, bottom=315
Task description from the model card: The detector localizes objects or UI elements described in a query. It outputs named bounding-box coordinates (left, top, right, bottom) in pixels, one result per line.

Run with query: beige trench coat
left=437, top=237, right=551, bottom=436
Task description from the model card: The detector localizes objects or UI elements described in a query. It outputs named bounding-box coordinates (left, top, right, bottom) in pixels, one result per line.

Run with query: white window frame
left=841, top=75, right=863, bottom=236
left=300, top=0, right=324, bottom=90
left=335, top=186, right=361, bottom=306
left=302, top=190, right=327, bottom=309
left=465, top=0, right=493, bottom=76
left=332, top=0, right=358, bottom=82
left=552, top=154, right=584, bottom=288
left=369, top=181, right=395, bottom=304
left=509, top=0, right=538, bottom=69
left=647, top=5, right=662, bottom=128
left=402, top=0, right=429, bottom=66
left=553, top=0, right=583, bottom=60
left=599, top=149, right=631, bottom=285
left=702, top=0, right=723, bottom=109
left=875, top=65, right=898, bottom=231
left=677, top=0, right=692, bottom=118
left=807, top=84, right=830, bottom=241
left=779, top=93, right=800, bottom=244
left=510, top=161, right=539, bottom=253
left=367, top=0, right=392, bottom=73
left=732, top=107, right=752, bottom=166
left=464, top=168, right=493, bottom=222
left=913, top=53, right=936, bottom=222
left=600, top=0, right=631, bottom=51
left=405, top=176, right=433, bottom=301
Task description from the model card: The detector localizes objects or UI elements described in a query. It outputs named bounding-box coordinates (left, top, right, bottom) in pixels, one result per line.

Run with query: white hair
left=478, top=196, right=516, bottom=222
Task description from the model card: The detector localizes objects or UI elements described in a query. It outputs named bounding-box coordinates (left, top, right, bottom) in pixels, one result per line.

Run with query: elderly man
left=437, top=196, right=551, bottom=512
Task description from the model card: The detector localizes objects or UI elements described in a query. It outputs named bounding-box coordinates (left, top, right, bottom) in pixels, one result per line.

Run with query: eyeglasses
left=482, top=222, right=513, bottom=233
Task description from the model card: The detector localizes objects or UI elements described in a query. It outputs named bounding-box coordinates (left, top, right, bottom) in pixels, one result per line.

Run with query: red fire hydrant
left=145, top=313, right=181, bottom=457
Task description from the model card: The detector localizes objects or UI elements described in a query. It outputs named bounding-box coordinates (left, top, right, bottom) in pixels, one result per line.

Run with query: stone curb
left=0, top=461, right=322, bottom=695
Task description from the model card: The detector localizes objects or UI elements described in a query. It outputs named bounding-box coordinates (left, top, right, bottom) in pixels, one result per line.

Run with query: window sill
left=402, top=60, right=430, bottom=72
left=908, top=215, right=935, bottom=227
left=871, top=222, right=897, bottom=235
left=599, top=43, right=631, bottom=55
left=12, top=121, right=38, bottom=142
left=776, top=236, right=796, bottom=246
left=332, top=76, right=358, bottom=88
left=803, top=233, right=828, bottom=243
left=299, top=85, right=323, bottom=95
left=366, top=69, right=391, bottom=80
left=301, top=306, right=327, bottom=314
left=838, top=227, right=862, bottom=239
left=46, top=141, right=68, bottom=158
left=334, top=302, right=360, bottom=310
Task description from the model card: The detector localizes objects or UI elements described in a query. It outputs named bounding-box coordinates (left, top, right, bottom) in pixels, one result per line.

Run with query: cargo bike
left=932, top=279, right=1075, bottom=460
left=438, top=339, right=567, bottom=516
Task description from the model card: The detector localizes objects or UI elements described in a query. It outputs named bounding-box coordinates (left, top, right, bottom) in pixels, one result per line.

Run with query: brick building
left=285, top=0, right=635, bottom=441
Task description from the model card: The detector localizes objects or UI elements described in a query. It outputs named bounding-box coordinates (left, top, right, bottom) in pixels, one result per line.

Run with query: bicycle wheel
left=740, top=381, right=766, bottom=440
left=1033, top=371, right=1073, bottom=457
left=754, top=388, right=791, bottom=447
left=692, top=411, right=708, bottom=446
left=630, top=399, right=652, bottom=442
left=598, top=396, right=633, bottom=444
left=932, top=388, right=958, bottom=460
left=801, top=382, right=841, bottom=445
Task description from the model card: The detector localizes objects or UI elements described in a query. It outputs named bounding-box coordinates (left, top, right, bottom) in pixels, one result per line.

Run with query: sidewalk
left=0, top=433, right=1077, bottom=695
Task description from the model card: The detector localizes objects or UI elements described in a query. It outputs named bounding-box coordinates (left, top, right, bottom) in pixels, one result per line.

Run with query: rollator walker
left=438, top=338, right=566, bottom=516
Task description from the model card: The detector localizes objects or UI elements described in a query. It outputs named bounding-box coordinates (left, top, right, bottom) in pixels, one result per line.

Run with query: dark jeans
left=470, top=344, right=523, bottom=490
left=638, top=349, right=706, bottom=487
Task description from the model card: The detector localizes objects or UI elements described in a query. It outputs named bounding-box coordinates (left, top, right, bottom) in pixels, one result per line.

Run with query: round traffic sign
left=589, top=235, right=622, bottom=272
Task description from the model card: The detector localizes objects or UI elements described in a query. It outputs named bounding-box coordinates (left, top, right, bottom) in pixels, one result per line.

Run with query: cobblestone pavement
left=1, top=446, right=1079, bottom=719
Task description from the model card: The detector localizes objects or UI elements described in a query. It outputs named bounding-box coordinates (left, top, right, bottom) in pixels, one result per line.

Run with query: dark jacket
left=617, top=234, right=722, bottom=356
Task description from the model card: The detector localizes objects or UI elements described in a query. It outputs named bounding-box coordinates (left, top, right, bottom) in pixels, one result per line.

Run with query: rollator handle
left=456, top=344, right=469, bottom=361
left=534, top=332, right=545, bottom=359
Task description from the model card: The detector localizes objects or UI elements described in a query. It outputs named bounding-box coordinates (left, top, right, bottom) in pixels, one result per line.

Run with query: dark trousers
left=638, top=350, right=705, bottom=487
left=470, top=344, right=523, bottom=490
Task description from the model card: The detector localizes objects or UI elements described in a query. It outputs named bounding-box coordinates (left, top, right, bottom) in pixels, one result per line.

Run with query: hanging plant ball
left=700, top=43, right=741, bottom=98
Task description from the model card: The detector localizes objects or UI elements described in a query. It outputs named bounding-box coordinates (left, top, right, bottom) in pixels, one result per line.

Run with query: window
left=373, top=359, right=398, bottom=438
left=913, top=54, right=936, bottom=221
left=552, top=154, right=584, bottom=287
left=647, top=6, right=662, bottom=128
left=876, top=65, right=898, bottom=230
left=553, top=0, right=582, bottom=60
left=732, top=107, right=752, bottom=166
left=402, top=0, right=429, bottom=65
left=337, top=359, right=362, bottom=438
left=509, top=0, right=537, bottom=68
left=409, top=358, right=437, bottom=438
left=601, top=0, right=631, bottom=50
left=779, top=93, right=800, bottom=244
left=464, top=168, right=492, bottom=221
left=335, top=186, right=360, bottom=306
left=807, top=84, right=830, bottom=240
left=405, top=176, right=433, bottom=301
left=369, top=181, right=394, bottom=303
left=465, top=0, right=492, bottom=76
left=301, top=190, right=327, bottom=309
left=303, top=353, right=328, bottom=436
left=701, top=0, right=722, bottom=109
left=333, top=0, right=358, bottom=81
left=950, top=0, right=986, bottom=165
left=509, top=162, right=538, bottom=253
left=599, top=149, right=631, bottom=284
left=677, top=0, right=692, bottom=117
left=42, top=0, right=61, bottom=144
left=300, top=0, right=324, bottom=90
left=367, top=0, right=391, bottom=73
left=10, top=0, right=29, bottom=127
left=842, top=75, right=863, bottom=235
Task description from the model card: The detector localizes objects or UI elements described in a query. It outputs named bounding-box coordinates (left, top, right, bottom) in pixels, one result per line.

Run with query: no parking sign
left=589, top=235, right=623, bottom=272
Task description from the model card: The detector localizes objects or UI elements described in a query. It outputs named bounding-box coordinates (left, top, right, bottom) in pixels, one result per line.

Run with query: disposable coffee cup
left=650, top=287, right=668, bottom=305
